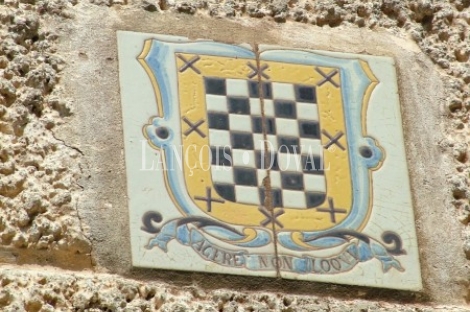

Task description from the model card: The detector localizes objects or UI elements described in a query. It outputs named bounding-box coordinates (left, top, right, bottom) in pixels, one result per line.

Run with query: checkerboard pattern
left=205, top=77, right=327, bottom=209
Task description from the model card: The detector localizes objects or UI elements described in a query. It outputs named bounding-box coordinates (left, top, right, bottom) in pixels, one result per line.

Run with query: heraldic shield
left=118, top=31, right=422, bottom=290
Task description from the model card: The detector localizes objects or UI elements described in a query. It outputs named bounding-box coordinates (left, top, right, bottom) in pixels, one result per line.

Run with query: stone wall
left=0, top=266, right=467, bottom=311
left=0, top=0, right=470, bottom=310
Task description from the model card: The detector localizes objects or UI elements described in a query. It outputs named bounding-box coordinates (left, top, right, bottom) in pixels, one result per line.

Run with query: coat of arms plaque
left=117, top=31, right=421, bottom=291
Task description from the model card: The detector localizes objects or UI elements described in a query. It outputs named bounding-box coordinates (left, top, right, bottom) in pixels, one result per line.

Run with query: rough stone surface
left=0, top=3, right=91, bottom=269
left=0, top=0, right=470, bottom=309
left=0, top=266, right=468, bottom=311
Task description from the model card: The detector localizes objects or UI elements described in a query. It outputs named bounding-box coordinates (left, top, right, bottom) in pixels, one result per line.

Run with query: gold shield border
left=175, top=53, right=353, bottom=231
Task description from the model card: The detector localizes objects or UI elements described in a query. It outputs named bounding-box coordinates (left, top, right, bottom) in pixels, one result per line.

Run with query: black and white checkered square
left=204, top=77, right=326, bottom=209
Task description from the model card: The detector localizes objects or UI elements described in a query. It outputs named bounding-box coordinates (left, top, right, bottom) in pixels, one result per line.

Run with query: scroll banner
left=146, top=220, right=404, bottom=274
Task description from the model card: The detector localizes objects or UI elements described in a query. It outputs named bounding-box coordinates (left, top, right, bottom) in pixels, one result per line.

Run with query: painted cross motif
left=258, top=206, right=285, bottom=228
left=322, top=130, right=346, bottom=151
left=182, top=117, right=206, bottom=138
left=315, top=67, right=339, bottom=87
left=118, top=31, right=422, bottom=291
left=316, top=197, right=347, bottom=223
left=177, top=54, right=201, bottom=74
left=194, top=187, right=224, bottom=212
left=247, top=62, right=270, bottom=79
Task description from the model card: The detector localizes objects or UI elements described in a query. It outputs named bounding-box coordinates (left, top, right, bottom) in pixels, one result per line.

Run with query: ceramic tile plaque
left=117, top=31, right=422, bottom=291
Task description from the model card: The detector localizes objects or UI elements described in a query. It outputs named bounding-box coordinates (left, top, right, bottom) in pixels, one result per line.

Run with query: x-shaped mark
left=315, top=67, right=339, bottom=88
left=259, top=206, right=284, bottom=228
left=317, top=197, right=347, bottom=223
left=183, top=117, right=206, bottom=138
left=322, top=130, right=345, bottom=151
left=177, top=54, right=201, bottom=74
left=247, top=62, right=270, bottom=80
left=194, top=187, right=224, bottom=212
